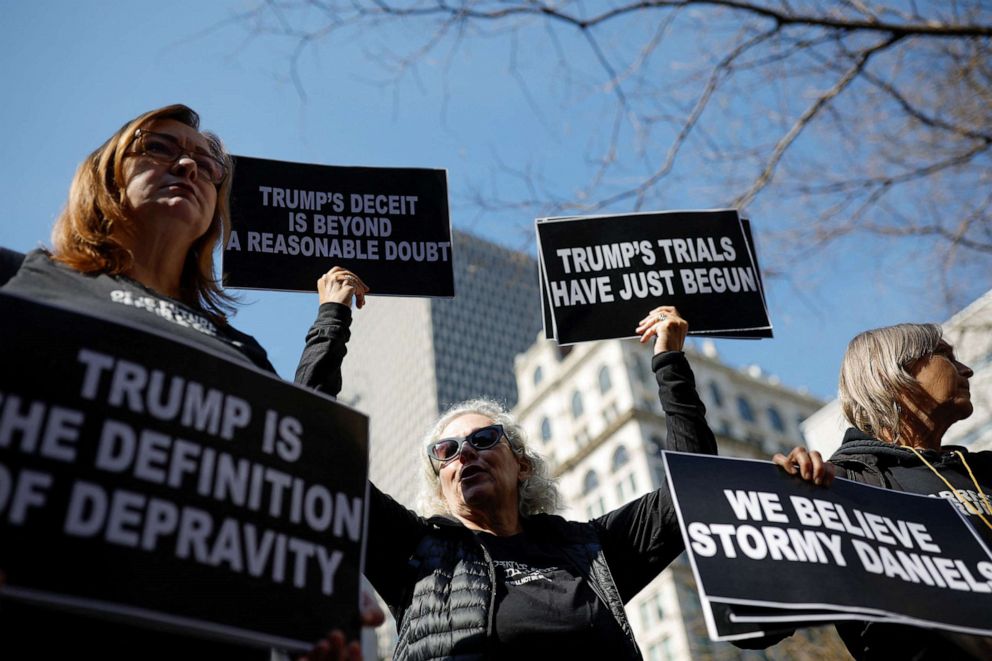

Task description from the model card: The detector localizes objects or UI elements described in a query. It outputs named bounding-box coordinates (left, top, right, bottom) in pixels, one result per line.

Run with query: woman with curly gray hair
left=354, top=305, right=718, bottom=660
left=416, top=397, right=561, bottom=519
left=774, top=322, right=990, bottom=659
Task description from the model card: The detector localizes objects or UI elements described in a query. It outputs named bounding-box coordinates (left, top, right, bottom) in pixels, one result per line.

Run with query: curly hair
left=50, top=104, right=235, bottom=321
left=417, top=398, right=561, bottom=517
left=839, top=323, right=943, bottom=440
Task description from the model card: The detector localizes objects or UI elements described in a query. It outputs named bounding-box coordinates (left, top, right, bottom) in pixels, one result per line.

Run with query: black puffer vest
left=392, top=515, right=642, bottom=661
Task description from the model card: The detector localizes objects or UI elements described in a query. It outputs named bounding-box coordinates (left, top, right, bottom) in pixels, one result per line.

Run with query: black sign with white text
left=225, top=155, right=452, bottom=297
left=539, top=217, right=770, bottom=341
left=536, top=210, right=771, bottom=344
left=663, top=452, right=992, bottom=641
left=0, top=292, right=369, bottom=651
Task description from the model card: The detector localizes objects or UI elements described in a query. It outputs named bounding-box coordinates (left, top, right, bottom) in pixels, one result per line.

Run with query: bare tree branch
left=225, top=0, right=992, bottom=307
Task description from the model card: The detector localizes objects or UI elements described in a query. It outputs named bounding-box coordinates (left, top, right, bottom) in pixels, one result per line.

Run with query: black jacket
left=828, top=429, right=992, bottom=660
left=380, top=504, right=640, bottom=661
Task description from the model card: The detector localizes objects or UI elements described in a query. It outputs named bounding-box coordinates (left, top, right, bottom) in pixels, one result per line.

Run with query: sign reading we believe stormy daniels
left=663, top=452, right=992, bottom=642
left=536, top=210, right=772, bottom=345
left=0, top=292, right=369, bottom=651
left=224, top=155, right=452, bottom=297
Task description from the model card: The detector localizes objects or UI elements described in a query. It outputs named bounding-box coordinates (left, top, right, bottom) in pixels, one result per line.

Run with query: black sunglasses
left=428, top=424, right=507, bottom=469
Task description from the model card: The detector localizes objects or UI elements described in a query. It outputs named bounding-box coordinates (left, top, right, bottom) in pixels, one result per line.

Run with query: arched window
left=709, top=382, right=724, bottom=408
left=630, top=356, right=648, bottom=384
left=598, top=365, right=612, bottom=393
left=737, top=396, right=755, bottom=422
left=582, top=470, right=599, bottom=495
left=612, top=445, right=630, bottom=472
left=533, top=365, right=544, bottom=386
left=767, top=406, right=785, bottom=433
left=571, top=391, right=584, bottom=418
left=540, top=417, right=552, bottom=443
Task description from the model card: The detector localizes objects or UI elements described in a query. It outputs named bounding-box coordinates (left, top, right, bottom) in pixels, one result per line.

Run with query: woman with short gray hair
left=775, top=322, right=990, bottom=659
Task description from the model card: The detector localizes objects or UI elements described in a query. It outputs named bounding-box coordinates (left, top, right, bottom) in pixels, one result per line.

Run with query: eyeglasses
left=127, top=129, right=229, bottom=185
left=428, top=424, right=507, bottom=469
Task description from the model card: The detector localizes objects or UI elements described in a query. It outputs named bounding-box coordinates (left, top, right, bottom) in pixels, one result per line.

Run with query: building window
left=651, top=590, right=665, bottom=621
left=571, top=391, right=584, bottom=418
left=662, top=635, right=673, bottom=660
left=737, top=395, right=755, bottom=423
left=631, top=355, right=648, bottom=384
left=708, top=381, right=724, bottom=408
left=603, top=401, right=619, bottom=423
left=640, top=590, right=666, bottom=629
left=585, top=496, right=606, bottom=520
left=533, top=365, right=543, bottom=386
left=648, top=434, right=664, bottom=458
left=767, top=406, right=785, bottom=433
left=598, top=365, right=612, bottom=393
left=639, top=601, right=652, bottom=629
left=616, top=472, right=638, bottom=503
left=611, top=445, right=630, bottom=472
left=582, top=470, right=599, bottom=495
left=540, top=417, right=552, bottom=443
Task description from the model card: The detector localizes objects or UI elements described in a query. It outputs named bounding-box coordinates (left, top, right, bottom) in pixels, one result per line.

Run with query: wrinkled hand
left=317, top=267, right=369, bottom=309
left=772, top=446, right=835, bottom=486
left=636, top=306, right=688, bottom=354
left=296, top=594, right=385, bottom=661
left=298, top=630, right=360, bottom=661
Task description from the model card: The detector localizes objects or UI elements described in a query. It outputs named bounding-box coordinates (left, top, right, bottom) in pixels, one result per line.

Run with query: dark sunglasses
left=127, top=129, right=229, bottom=185
left=428, top=424, right=507, bottom=469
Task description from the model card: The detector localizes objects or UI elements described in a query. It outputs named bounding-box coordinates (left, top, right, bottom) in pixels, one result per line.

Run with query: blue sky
left=2, top=1, right=987, bottom=402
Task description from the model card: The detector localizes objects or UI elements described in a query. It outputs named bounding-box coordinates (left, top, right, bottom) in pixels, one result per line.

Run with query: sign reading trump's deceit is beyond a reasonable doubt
left=0, top=292, right=369, bottom=651
left=224, top=155, right=452, bottom=297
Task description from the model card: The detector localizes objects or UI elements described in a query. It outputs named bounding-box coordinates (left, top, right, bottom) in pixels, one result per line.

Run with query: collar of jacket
left=830, top=427, right=972, bottom=468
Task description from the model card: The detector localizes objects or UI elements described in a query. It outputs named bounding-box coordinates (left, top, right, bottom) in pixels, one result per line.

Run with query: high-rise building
left=340, top=229, right=542, bottom=508
left=511, top=334, right=849, bottom=659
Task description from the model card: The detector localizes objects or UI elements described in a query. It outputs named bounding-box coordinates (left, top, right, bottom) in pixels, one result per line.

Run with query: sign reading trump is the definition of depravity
left=535, top=209, right=772, bottom=344
left=0, top=292, right=369, bottom=651
left=224, top=155, right=452, bottom=297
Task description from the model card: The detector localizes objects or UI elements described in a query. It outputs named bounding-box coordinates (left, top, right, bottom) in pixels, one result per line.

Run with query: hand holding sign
left=298, top=596, right=385, bottom=661
left=636, top=305, right=688, bottom=354
left=317, top=267, right=370, bottom=309
left=773, top=446, right=836, bottom=487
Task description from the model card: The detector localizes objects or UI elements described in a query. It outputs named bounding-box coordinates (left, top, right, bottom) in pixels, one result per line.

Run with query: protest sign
left=539, top=216, right=770, bottom=341
left=536, top=210, right=771, bottom=344
left=662, top=452, right=992, bottom=641
left=224, top=155, right=452, bottom=297
left=0, top=292, right=369, bottom=651
left=704, top=601, right=816, bottom=641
